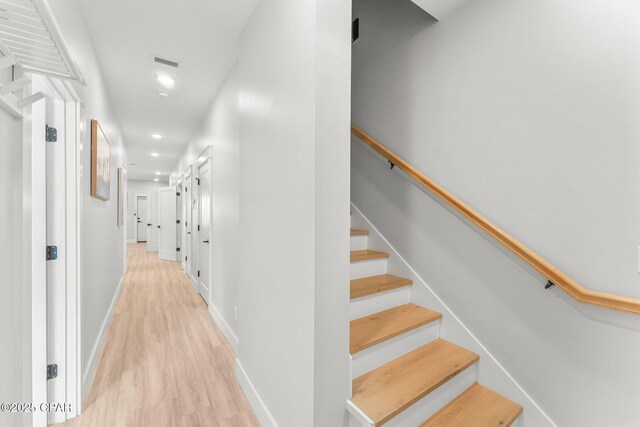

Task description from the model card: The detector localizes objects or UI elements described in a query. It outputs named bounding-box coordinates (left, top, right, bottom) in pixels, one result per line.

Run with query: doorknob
left=202, top=240, right=210, bottom=244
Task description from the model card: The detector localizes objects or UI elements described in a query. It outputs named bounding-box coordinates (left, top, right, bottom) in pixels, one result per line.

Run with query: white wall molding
left=235, top=359, right=279, bottom=427
left=81, top=274, right=124, bottom=404
left=209, top=303, right=239, bottom=353
left=351, top=203, right=557, bottom=427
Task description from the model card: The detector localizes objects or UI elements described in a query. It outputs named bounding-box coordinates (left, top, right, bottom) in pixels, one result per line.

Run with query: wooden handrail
left=352, top=124, right=640, bottom=315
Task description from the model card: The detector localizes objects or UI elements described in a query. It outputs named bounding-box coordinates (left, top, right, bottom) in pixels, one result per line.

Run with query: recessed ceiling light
left=150, top=152, right=160, bottom=157
left=158, top=90, right=169, bottom=97
left=155, top=171, right=161, bottom=175
left=157, top=74, right=175, bottom=89
left=151, top=134, right=162, bottom=139
left=154, top=178, right=159, bottom=182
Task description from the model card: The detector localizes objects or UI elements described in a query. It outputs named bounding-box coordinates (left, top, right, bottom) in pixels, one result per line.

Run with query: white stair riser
left=350, top=287, right=411, bottom=320
left=350, top=234, right=368, bottom=251
left=351, top=321, right=440, bottom=378
left=347, top=364, right=478, bottom=427
left=350, top=258, right=388, bottom=279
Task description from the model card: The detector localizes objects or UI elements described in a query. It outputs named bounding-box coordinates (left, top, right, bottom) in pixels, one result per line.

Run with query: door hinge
left=196, top=178, right=200, bottom=185
left=185, top=221, right=188, bottom=227
left=176, top=247, right=181, bottom=252
left=176, top=192, right=181, bottom=196
left=352, top=18, right=360, bottom=43
left=185, top=187, right=188, bottom=192
left=157, top=225, right=161, bottom=229
left=45, top=125, right=57, bottom=142
left=47, top=364, right=58, bottom=380
left=185, top=256, right=187, bottom=261
left=197, top=270, right=200, bottom=277
left=176, top=219, right=181, bottom=224
left=46, top=245, right=58, bottom=261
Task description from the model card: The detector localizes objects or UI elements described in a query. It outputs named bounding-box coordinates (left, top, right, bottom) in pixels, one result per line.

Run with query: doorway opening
left=134, top=193, right=149, bottom=243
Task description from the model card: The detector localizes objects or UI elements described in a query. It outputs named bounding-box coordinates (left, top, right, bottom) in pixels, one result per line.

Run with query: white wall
left=0, top=69, right=22, bottom=427
left=126, top=179, right=167, bottom=244
left=238, top=0, right=350, bottom=425
left=351, top=0, right=640, bottom=425
left=47, top=0, right=127, bottom=402
left=313, top=0, right=352, bottom=425
left=172, top=67, right=241, bottom=342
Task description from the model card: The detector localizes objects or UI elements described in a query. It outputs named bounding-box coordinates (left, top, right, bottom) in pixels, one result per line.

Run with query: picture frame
left=117, top=167, right=127, bottom=226
left=91, top=119, right=111, bottom=201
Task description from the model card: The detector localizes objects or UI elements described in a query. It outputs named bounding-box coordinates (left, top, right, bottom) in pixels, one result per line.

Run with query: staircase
left=347, top=227, right=523, bottom=426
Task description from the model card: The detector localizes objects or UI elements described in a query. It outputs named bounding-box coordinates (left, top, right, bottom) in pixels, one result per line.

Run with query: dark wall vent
left=154, top=56, right=180, bottom=68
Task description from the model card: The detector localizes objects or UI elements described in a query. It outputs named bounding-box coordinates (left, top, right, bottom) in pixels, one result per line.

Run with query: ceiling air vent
left=153, top=56, right=179, bottom=68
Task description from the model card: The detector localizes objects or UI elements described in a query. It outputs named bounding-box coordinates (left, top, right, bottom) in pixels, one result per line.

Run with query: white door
left=45, top=95, right=66, bottom=424
left=176, top=183, right=182, bottom=261
left=198, top=160, right=211, bottom=303
left=137, top=196, right=148, bottom=242
left=183, top=176, right=191, bottom=273
left=158, top=187, right=177, bottom=261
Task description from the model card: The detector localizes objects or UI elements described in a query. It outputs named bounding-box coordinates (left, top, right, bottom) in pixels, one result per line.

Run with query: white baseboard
left=81, top=275, right=124, bottom=405
left=147, top=245, right=158, bottom=252
left=236, top=359, right=278, bottom=427
left=127, top=239, right=136, bottom=244
left=209, top=303, right=239, bottom=353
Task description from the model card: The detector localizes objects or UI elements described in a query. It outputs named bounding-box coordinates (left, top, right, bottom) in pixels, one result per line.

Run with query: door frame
left=196, top=149, right=212, bottom=304
left=25, top=73, right=82, bottom=425
left=183, top=166, right=193, bottom=280
left=175, top=178, right=183, bottom=266
left=133, top=192, right=149, bottom=243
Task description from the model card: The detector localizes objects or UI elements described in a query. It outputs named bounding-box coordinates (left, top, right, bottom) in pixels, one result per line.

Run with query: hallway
left=57, top=244, right=258, bottom=427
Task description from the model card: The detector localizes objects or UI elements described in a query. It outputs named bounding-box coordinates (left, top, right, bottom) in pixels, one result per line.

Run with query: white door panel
left=136, top=196, right=148, bottom=242
left=158, top=187, right=177, bottom=261
left=198, top=160, right=211, bottom=303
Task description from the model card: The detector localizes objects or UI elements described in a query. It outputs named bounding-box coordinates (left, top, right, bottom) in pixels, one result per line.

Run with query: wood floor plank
left=352, top=338, right=479, bottom=426
left=350, top=274, right=413, bottom=299
left=54, top=243, right=259, bottom=427
left=420, top=383, right=523, bottom=427
left=350, top=304, right=442, bottom=354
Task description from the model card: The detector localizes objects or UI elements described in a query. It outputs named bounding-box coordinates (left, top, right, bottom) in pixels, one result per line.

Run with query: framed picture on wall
left=91, top=119, right=111, bottom=201
left=117, top=167, right=127, bottom=226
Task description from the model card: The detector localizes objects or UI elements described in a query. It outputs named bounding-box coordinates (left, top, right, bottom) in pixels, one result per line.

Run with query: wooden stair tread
left=351, top=228, right=369, bottom=235
left=350, top=250, right=389, bottom=262
left=350, top=274, right=413, bottom=299
left=351, top=304, right=442, bottom=354
left=352, top=339, right=479, bottom=426
left=420, top=383, right=522, bottom=427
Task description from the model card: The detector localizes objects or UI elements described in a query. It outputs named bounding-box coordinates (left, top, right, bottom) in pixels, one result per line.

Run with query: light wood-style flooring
left=56, top=243, right=258, bottom=427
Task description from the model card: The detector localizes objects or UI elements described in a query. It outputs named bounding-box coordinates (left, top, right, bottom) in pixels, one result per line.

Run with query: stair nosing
left=350, top=303, right=442, bottom=354
left=350, top=250, right=389, bottom=263
left=420, top=382, right=523, bottom=427
left=352, top=338, right=480, bottom=426
left=350, top=274, right=413, bottom=299
left=351, top=228, right=369, bottom=236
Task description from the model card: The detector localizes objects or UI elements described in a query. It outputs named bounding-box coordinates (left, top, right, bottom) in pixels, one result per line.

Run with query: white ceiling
left=78, top=0, right=258, bottom=181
